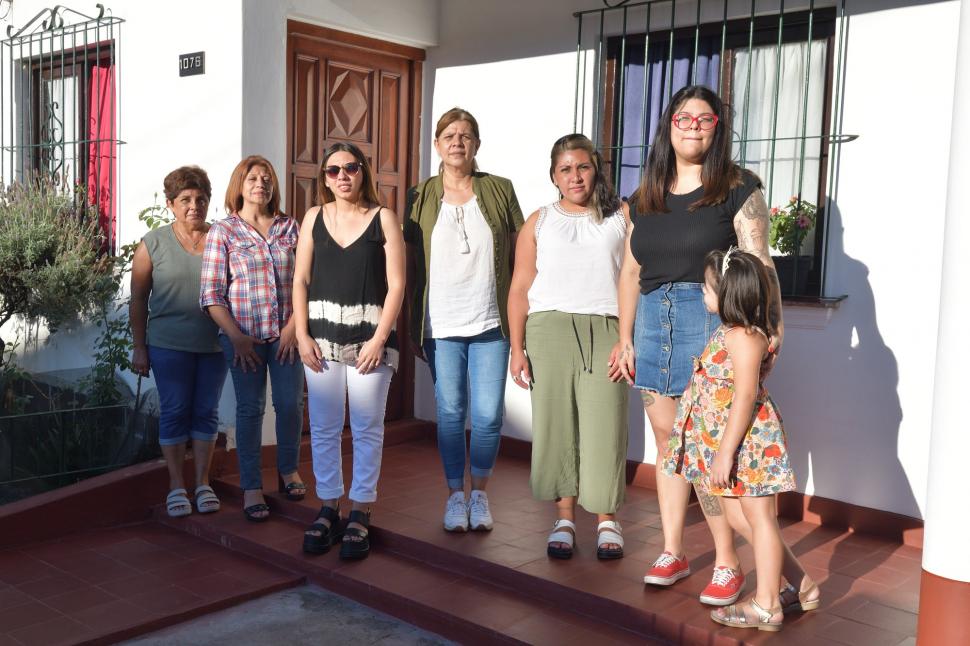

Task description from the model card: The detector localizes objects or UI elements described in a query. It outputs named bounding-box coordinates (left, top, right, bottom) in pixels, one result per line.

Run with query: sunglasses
left=323, top=162, right=362, bottom=179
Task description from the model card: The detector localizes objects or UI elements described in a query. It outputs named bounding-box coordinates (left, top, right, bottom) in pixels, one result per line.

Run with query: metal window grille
left=574, top=0, right=855, bottom=298
left=0, top=3, right=123, bottom=250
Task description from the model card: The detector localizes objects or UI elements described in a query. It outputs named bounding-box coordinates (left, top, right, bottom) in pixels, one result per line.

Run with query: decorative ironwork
left=1, top=4, right=124, bottom=248
left=573, top=0, right=857, bottom=298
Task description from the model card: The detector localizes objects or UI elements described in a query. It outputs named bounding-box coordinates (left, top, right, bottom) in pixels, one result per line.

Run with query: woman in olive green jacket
left=404, top=107, right=523, bottom=533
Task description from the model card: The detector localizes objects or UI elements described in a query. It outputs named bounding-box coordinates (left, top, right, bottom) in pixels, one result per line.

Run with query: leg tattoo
left=640, top=390, right=656, bottom=407
left=695, top=486, right=724, bottom=517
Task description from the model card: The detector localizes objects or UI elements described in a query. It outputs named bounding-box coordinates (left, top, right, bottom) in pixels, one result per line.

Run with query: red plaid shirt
left=199, top=214, right=299, bottom=340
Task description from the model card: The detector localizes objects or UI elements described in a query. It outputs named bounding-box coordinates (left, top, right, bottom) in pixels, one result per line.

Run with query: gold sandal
left=780, top=579, right=821, bottom=613
left=711, top=599, right=783, bottom=632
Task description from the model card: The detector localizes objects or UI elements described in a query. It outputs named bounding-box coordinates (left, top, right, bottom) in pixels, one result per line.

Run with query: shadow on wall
left=776, top=200, right=920, bottom=524
left=772, top=201, right=921, bottom=606
left=768, top=205, right=931, bottom=602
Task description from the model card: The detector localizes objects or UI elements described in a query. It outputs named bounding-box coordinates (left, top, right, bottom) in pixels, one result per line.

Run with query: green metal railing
left=573, top=0, right=856, bottom=297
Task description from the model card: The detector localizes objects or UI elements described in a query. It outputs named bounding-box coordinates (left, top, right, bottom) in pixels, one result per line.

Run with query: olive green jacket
left=404, top=172, right=524, bottom=347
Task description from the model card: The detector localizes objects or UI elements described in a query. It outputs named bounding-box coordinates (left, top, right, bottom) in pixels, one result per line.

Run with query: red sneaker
left=643, top=551, right=691, bottom=586
left=699, top=566, right=745, bottom=606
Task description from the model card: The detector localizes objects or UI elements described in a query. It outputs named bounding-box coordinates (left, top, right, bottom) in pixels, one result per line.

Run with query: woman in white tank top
left=507, top=134, right=631, bottom=561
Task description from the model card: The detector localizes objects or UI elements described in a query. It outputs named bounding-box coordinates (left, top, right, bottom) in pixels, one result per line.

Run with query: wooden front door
left=286, top=21, right=424, bottom=421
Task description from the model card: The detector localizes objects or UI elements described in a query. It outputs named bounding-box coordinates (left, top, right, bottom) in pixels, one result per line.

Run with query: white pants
left=305, top=361, right=393, bottom=503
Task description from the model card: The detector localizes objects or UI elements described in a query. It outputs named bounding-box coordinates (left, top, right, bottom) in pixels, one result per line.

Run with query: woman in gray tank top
left=129, top=166, right=228, bottom=518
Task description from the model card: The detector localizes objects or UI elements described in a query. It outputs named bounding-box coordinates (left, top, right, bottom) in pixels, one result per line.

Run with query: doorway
left=286, top=21, right=424, bottom=421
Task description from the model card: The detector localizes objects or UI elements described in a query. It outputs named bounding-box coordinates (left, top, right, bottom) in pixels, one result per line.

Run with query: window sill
left=781, top=295, right=847, bottom=309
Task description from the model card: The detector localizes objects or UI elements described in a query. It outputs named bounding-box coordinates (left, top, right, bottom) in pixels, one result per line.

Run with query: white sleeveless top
left=527, top=201, right=627, bottom=317
left=425, top=196, right=501, bottom=338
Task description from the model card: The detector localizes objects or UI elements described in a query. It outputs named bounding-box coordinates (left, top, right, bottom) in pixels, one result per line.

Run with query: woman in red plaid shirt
left=200, top=155, right=306, bottom=522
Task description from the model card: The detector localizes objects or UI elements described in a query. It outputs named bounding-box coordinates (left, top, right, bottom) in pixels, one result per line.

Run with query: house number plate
left=179, top=52, right=205, bottom=77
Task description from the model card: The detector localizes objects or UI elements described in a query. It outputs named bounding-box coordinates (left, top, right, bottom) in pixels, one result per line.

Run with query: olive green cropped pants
left=526, top=311, right=629, bottom=514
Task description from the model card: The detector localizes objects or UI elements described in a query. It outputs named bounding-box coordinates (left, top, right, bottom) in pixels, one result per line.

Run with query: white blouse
left=425, top=196, right=501, bottom=338
left=528, top=201, right=626, bottom=317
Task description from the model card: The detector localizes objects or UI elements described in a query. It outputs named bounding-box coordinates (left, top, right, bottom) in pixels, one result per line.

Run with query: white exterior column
left=918, top=0, right=970, bottom=642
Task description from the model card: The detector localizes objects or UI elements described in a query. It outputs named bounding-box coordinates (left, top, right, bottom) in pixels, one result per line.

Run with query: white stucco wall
left=420, top=0, right=960, bottom=519
left=0, top=0, right=243, bottom=391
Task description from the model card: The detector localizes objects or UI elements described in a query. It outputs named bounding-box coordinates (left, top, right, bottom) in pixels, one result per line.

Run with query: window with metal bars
left=1, top=5, right=123, bottom=250
left=575, top=1, right=852, bottom=299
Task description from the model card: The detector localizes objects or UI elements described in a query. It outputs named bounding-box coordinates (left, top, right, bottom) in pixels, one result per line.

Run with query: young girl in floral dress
left=662, top=247, right=819, bottom=632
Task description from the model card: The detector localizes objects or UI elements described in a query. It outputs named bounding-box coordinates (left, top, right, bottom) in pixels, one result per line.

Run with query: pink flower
left=770, top=207, right=780, bottom=217
left=790, top=195, right=799, bottom=203
left=797, top=215, right=811, bottom=229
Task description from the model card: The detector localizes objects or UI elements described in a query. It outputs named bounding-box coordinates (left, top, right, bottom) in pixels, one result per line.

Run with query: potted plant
left=768, top=196, right=817, bottom=295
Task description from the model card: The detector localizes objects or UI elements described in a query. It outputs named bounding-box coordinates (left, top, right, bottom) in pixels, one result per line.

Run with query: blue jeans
left=148, top=346, right=228, bottom=446
left=219, top=335, right=305, bottom=491
left=423, top=327, right=510, bottom=490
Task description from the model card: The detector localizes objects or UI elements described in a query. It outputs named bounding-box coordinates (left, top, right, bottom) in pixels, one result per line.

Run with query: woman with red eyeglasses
left=292, top=142, right=405, bottom=560
left=613, top=85, right=800, bottom=612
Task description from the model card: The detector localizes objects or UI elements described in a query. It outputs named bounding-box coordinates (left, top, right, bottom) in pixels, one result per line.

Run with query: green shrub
left=0, top=181, right=114, bottom=361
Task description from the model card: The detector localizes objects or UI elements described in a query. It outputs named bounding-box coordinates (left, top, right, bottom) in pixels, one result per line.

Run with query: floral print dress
left=661, top=325, right=796, bottom=497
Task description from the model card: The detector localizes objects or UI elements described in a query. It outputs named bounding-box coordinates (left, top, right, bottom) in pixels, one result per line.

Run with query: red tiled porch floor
left=206, top=435, right=921, bottom=645
left=0, top=427, right=921, bottom=645
left=0, top=523, right=301, bottom=646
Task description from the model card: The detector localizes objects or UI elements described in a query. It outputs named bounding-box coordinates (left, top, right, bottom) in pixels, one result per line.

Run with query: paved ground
left=122, top=585, right=454, bottom=645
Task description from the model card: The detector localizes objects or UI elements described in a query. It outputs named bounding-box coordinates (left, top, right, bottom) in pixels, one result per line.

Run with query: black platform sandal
left=278, top=473, right=307, bottom=501
left=303, top=505, right=341, bottom=554
left=339, top=509, right=371, bottom=560
left=243, top=503, right=270, bottom=523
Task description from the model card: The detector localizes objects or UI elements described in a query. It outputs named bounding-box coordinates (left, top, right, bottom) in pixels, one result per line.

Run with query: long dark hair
left=318, top=142, right=381, bottom=207
left=549, top=133, right=620, bottom=223
left=704, top=248, right=775, bottom=338
left=635, top=85, right=742, bottom=214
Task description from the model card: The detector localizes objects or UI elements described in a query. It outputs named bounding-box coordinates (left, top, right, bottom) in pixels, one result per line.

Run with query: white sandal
left=596, top=520, right=624, bottom=560
left=194, top=485, right=221, bottom=514
left=547, top=519, right=576, bottom=559
left=166, top=488, right=192, bottom=518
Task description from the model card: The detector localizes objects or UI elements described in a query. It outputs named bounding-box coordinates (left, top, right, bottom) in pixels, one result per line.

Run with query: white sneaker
left=468, top=490, right=493, bottom=531
left=443, top=492, right=469, bottom=532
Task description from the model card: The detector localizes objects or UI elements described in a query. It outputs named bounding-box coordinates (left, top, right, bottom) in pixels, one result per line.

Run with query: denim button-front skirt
left=634, top=282, right=720, bottom=397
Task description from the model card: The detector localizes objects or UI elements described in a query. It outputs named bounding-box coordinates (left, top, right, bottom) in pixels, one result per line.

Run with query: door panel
left=287, top=22, right=424, bottom=422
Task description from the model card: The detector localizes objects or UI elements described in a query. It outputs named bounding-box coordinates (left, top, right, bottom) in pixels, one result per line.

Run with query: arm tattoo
left=694, top=486, right=724, bottom=517
left=735, top=190, right=783, bottom=331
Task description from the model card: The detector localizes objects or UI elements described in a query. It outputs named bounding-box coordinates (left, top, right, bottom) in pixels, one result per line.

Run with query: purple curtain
left=616, top=36, right=720, bottom=198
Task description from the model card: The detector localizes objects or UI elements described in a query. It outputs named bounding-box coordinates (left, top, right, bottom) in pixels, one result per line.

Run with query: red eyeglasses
left=671, top=112, right=718, bottom=131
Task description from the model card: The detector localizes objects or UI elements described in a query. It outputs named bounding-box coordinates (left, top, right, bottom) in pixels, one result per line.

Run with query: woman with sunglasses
left=200, top=156, right=306, bottom=523
left=293, top=143, right=405, bottom=560
left=404, top=107, right=524, bottom=533
left=614, top=85, right=787, bottom=609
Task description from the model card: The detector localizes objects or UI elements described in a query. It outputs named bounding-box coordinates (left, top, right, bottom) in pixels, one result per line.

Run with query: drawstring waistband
left=570, top=313, right=608, bottom=374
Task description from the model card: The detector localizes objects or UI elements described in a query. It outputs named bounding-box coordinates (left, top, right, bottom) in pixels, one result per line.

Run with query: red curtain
left=87, top=65, right=116, bottom=249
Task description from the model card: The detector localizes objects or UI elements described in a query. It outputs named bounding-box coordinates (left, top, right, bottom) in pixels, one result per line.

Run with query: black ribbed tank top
left=306, top=208, right=399, bottom=369
left=629, top=171, right=761, bottom=294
